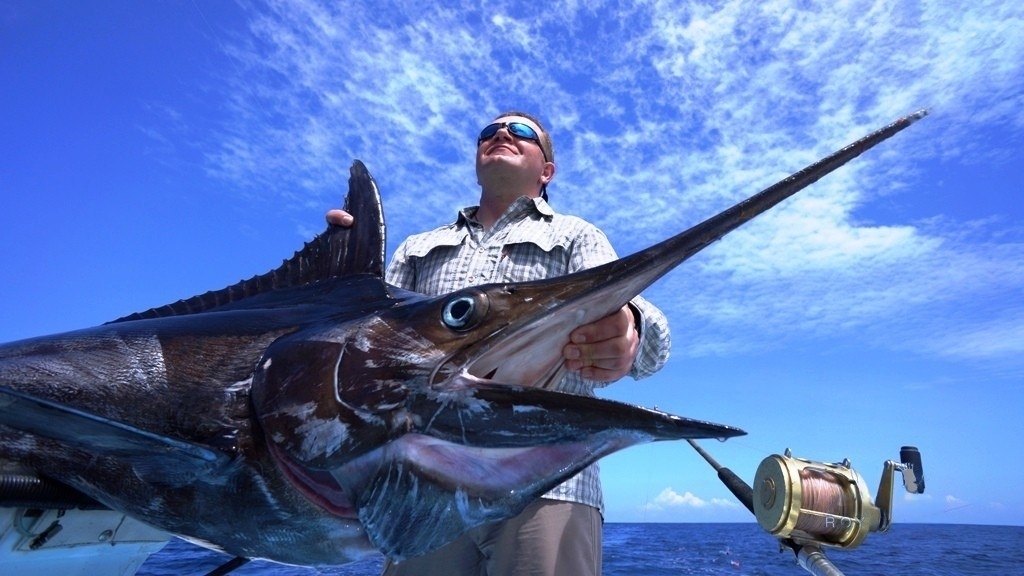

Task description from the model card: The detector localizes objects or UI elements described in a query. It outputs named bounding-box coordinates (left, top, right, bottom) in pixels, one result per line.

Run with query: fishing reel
left=752, top=446, right=925, bottom=550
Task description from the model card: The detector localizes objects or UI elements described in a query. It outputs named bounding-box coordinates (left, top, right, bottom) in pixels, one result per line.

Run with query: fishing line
left=188, top=0, right=216, bottom=36
left=186, top=0, right=276, bottom=144
left=791, top=467, right=854, bottom=543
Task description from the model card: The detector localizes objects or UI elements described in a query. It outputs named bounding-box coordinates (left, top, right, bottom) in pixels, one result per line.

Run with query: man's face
left=475, top=115, right=552, bottom=191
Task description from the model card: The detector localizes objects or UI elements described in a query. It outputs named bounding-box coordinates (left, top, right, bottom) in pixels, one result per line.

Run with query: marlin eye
left=442, top=292, right=488, bottom=330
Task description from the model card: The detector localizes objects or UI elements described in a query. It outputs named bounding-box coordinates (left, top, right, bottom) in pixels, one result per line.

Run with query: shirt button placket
left=481, top=244, right=501, bottom=282
left=467, top=242, right=487, bottom=285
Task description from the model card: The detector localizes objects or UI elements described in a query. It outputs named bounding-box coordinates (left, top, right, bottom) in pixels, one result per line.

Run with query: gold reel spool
left=753, top=452, right=880, bottom=549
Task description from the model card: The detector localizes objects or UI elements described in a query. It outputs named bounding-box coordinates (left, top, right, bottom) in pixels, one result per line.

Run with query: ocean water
left=136, top=523, right=1024, bottom=576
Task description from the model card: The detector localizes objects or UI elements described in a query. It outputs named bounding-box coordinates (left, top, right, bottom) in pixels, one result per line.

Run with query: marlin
left=0, top=110, right=926, bottom=566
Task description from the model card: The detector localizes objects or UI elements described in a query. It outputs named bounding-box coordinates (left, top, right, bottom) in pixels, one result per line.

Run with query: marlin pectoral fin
left=0, top=387, right=231, bottom=487
left=356, top=431, right=668, bottom=560
left=355, top=434, right=612, bottom=561
left=112, top=160, right=386, bottom=323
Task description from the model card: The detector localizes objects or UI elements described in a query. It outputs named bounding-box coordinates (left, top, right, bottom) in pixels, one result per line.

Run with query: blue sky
left=2, top=0, right=1022, bottom=537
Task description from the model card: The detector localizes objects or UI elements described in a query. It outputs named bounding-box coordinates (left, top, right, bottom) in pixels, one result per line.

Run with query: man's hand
left=563, top=305, right=639, bottom=382
left=326, top=209, right=354, bottom=227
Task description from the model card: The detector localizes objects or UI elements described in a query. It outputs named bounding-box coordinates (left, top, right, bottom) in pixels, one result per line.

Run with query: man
left=327, top=111, right=670, bottom=576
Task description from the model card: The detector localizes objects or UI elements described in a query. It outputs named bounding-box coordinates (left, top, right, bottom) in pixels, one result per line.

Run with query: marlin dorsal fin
left=111, top=161, right=385, bottom=323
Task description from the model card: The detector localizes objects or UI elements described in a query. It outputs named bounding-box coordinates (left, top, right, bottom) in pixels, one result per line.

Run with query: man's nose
left=493, top=126, right=514, bottom=141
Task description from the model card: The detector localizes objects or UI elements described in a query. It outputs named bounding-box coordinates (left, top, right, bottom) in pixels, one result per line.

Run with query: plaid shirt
left=386, top=196, right=671, bottom=515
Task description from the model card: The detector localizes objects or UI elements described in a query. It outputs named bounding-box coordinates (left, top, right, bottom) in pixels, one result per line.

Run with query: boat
left=1, top=461, right=169, bottom=576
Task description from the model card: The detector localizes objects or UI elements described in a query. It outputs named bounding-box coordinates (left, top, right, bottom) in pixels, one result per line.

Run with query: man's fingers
left=561, top=305, right=640, bottom=383
left=326, top=209, right=354, bottom=227
left=573, top=357, right=634, bottom=382
left=569, top=307, right=631, bottom=344
left=563, top=339, right=636, bottom=382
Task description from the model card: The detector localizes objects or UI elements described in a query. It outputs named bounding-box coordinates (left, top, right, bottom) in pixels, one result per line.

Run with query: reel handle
left=900, top=446, right=925, bottom=494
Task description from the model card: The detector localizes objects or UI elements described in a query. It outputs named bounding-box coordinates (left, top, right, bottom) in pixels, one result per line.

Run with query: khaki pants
left=382, top=499, right=602, bottom=576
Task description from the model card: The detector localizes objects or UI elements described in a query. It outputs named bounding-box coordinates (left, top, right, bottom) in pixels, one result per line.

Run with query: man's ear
left=540, top=161, right=556, bottom=185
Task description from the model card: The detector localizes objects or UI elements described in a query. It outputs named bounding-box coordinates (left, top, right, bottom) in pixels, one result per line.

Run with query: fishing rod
left=687, top=440, right=925, bottom=576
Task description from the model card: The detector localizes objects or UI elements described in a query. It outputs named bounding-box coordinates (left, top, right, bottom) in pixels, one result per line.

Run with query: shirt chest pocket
left=496, top=242, right=572, bottom=283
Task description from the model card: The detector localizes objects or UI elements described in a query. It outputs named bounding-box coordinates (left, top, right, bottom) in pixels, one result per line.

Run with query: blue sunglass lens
left=478, top=124, right=500, bottom=142
left=507, top=123, right=538, bottom=140
left=478, top=122, right=539, bottom=143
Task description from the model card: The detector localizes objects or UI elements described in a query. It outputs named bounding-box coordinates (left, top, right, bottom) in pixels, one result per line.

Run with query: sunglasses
left=477, top=122, right=548, bottom=161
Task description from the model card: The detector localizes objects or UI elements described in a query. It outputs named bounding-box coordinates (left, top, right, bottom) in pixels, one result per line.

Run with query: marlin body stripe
left=0, top=110, right=926, bottom=566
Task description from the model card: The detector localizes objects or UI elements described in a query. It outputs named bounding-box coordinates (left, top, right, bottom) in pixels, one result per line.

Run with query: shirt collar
left=456, top=196, right=554, bottom=229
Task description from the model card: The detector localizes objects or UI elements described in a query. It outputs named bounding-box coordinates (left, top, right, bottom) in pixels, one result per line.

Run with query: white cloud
left=643, top=487, right=740, bottom=511
left=945, top=495, right=968, bottom=507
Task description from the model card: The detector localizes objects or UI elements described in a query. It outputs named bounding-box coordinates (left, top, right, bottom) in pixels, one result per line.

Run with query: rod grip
left=718, top=468, right=755, bottom=514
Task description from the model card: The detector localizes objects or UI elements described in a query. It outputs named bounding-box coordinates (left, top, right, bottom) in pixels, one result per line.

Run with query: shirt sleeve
left=626, top=296, right=671, bottom=380
left=567, top=220, right=671, bottom=382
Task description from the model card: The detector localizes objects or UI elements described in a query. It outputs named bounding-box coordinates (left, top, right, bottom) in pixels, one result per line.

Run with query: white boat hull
left=0, top=506, right=169, bottom=576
